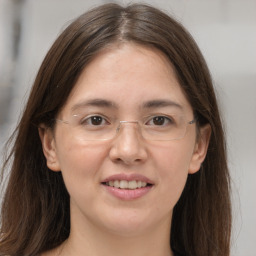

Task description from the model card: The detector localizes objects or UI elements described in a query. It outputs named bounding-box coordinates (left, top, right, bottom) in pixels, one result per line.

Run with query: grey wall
left=0, top=0, right=255, bottom=255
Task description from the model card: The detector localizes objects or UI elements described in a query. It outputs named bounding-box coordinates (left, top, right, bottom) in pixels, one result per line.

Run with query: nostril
left=113, top=157, right=142, bottom=165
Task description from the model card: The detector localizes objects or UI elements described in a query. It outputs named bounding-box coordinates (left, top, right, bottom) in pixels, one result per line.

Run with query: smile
left=101, top=174, right=154, bottom=200
left=104, top=180, right=148, bottom=190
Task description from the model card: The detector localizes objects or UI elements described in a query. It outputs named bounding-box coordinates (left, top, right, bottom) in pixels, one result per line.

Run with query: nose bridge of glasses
left=116, top=120, right=140, bottom=133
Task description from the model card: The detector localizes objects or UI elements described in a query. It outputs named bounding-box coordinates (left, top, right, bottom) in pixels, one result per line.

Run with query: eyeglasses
left=55, top=113, right=196, bottom=141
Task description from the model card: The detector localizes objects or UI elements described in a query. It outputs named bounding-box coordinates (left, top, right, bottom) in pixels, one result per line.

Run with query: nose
left=109, top=121, right=148, bottom=165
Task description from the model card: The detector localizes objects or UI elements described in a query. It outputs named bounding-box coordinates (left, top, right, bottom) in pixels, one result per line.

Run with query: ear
left=38, top=125, right=61, bottom=172
left=188, top=124, right=211, bottom=174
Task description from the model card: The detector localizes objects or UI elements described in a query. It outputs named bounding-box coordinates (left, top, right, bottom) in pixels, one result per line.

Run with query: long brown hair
left=0, top=3, right=231, bottom=256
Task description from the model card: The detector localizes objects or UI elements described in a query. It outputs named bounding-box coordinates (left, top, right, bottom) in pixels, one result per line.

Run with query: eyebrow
left=71, top=98, right=183, bottom=112
left=71, top=99, right=118, bottom=112
left=142, top=99, right=183, bottom=110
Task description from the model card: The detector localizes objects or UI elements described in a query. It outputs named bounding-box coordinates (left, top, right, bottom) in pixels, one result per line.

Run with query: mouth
left=102, top=180, right=153, bottom=190
left=101, top=174, right=154, bottom=200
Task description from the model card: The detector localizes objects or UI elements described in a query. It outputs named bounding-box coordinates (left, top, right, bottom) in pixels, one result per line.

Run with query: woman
left=0, top=3, right=231, bottom=256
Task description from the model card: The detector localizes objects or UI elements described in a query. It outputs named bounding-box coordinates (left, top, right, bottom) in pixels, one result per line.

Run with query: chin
left=96, top=207, right=157, bottom=236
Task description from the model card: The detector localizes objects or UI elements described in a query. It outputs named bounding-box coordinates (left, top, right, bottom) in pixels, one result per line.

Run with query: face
left=40, top=43, right=210, bottom=237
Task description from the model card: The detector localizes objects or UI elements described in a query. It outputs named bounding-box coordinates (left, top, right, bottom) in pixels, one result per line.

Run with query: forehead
left=62, top=43, right=193, bottom=115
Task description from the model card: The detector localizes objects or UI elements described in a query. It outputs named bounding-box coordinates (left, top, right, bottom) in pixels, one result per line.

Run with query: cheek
left=152, top=141, right=194, bottom=175
left=151, top=142, right=194, bottom=204
left=55, top=136, right=109, bottom=192
left=55, top=127, right=107, bottom=171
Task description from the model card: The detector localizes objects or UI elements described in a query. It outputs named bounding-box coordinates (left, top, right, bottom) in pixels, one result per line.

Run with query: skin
left=40, top=43, right=211, bottom=256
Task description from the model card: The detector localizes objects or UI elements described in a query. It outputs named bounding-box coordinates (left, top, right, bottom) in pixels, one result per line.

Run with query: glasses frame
left=55, top=116, right=197, bottom=141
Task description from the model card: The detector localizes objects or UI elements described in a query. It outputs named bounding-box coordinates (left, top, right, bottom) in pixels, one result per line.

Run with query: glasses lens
left=141, top=115, right=187, bottom=141
left=65, top=114, right=192, bottom=141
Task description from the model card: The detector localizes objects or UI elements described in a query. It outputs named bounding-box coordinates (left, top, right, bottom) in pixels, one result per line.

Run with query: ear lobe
left=38, top=125, right=61, bottom=172
left=189, top=124, right=211, bottom=174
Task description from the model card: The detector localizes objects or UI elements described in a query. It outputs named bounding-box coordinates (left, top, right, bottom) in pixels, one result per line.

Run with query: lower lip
left=102, top=185, right=152, bottom=200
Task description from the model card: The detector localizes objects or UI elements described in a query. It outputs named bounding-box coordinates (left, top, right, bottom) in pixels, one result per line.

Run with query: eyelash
left=79, top=115, right=175, bottom=126
left=145, top=115, right=175, bottom=126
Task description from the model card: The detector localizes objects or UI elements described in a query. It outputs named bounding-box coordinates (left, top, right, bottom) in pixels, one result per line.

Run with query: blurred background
left=0, top=0, right=255, bottom=255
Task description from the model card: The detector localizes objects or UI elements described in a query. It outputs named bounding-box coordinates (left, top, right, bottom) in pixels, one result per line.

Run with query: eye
left=81, top=115, right=109, bottom=126
left=146, top=116, right=174, bottom=126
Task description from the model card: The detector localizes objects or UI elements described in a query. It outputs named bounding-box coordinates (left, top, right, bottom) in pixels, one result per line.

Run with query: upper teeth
left=106, top=180, right=147, bottom=189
